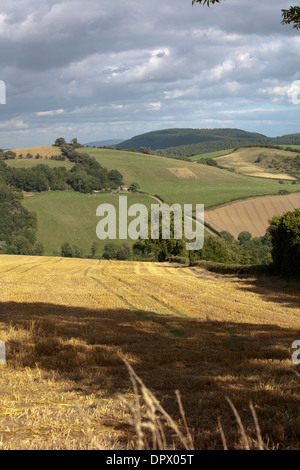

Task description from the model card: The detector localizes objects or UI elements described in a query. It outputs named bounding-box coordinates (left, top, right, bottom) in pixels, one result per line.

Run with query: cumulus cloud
left=259, top=80, right=300, bottom=105
left=288, top=81, right=300, bottom=105
left=36, top=109, right=65, bottom=116
left=0, top=0, right=299, bottom=147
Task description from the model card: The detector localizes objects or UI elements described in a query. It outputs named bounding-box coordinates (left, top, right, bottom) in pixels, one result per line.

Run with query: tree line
left=0, top=138, right=124, bottom=194
left=0, top=137, right=124, bottom=256
left=132, top=209, right=299, bottom=278
left=0, top=183, right=43, bottom=256
left=59, top=240, right=132, bottom=261
left=56, top=207, right=299, bottom=279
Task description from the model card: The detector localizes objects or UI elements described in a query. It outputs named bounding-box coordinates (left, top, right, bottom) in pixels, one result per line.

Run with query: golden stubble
left=0, top=255, right=299, bottom=449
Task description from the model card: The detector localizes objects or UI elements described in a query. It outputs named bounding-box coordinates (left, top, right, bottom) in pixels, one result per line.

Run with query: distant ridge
left=84, top=139, right=123, bottom=147
left=273, top=132, right=300, bottom=145
left=117, top=128, right=300, bottom=158
left=118, top=128, right=268, bottom=150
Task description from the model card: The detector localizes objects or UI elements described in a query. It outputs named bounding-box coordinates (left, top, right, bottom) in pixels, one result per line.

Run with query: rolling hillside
left=214, top=146, right=300, bottom=180
left=118, top=128, right=269, bottom=155
left=205, top=192, right=300, bottom=238
left=81, top=147, right=300, bottom=208
left=273, top=133, right=300, bottom=145
left=84, top=139, right=123, bottom=147
left=14, top=145, right=299, bottom=252
left=7, top=145, right=73, bottom=169
left=22, top=191, right=155, bottom=256
left=5, top=158, right=74, bottom=170
left=115, top=128, right=300, bottom=158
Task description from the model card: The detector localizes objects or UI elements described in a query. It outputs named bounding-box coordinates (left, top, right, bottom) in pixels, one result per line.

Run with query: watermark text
left=0, top=80, right=6, bottom=104
left=96, top=196, right=204, bottom=250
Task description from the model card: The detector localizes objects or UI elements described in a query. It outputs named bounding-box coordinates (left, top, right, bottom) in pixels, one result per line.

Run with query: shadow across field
left=167, top=264, right=300, bottom=309
left=1, top=300, right=300, bottom=449
left=232, top=275, right=300, bottom=309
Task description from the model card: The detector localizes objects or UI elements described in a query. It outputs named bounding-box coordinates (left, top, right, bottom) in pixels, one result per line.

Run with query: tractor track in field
left=105, top=273, right=189, bottom=320
left=3, top=257, right=53, bottom=273
left=20, top=257, right=54, bottom=273
left=89, top=275, right=185, bottom=338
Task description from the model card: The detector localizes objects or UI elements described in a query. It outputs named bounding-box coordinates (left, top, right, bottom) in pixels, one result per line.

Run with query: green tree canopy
left=192, top=1, right=300, bottom=29
left=238, top=231, right=252, bottom=245
left=53, top=137, right=66, bottom=147
left=129, top=182, right=140, bottom=192
left=268, top=209, right=300, bottom=278
left=61, top=242, right=74, bottom=258
left=282, top=6, right=300, bottom=29
left=133, top=209, right=186, bottom=262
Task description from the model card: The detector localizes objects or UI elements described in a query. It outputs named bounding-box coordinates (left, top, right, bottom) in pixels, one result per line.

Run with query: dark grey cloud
left=0, top=0, right=299, bottom=148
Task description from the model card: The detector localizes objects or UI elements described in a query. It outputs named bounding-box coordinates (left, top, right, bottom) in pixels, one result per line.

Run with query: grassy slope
left=5, top=159, right=74, bottom=170
left=17, top=145, right=300, bottom=252
left=83, top=148, right=300, bottom=208
left=22, top=191, right=155, bottom=256
left=278, top=144, right=300, bottom=151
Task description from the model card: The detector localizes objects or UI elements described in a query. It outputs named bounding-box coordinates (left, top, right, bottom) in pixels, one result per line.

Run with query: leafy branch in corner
left=193, top=0, right=300, bottom=30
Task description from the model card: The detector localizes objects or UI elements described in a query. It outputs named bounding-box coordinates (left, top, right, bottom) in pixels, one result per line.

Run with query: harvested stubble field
left=0, top=255, right=300, bottom=450
left=215, top=147, right=299, bottom=180
left=11, top=146, right=62, bottom=158
left=205, top=192, right=300, bottom=238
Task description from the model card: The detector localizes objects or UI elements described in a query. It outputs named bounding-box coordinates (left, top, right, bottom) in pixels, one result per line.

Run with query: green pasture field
left=278, top=145, right=300, bottom=151
left=22, top=191, right=156, bottom=257
left=82, top=147, right=300, bottom=209
left=5, top=158, right=74, bottom=170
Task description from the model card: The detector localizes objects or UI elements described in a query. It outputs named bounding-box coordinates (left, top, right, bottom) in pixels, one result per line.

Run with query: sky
left=0, top=0, right=299, bottom=149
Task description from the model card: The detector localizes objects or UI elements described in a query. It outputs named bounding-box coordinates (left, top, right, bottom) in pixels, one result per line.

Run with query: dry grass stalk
left=249, top=401, right=264, bottom=450
left=217, top=416, right=228, bottom=450
left=120, top=358, right=194, bottom=450
left=226, top=397, right=250, bottom=450
left=224, top=397, right=265, bottom=450
left=121, top=359, right=266, bottom=451
left=74, top=402, right=103, bottom=450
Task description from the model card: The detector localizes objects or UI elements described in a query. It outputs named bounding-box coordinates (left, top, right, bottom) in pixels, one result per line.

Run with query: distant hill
left=272, top=133, right=300, bottom=145
left=84, top=139, right=123, bottom=147
left=117, top=128, right=270, bottom=156
left=118, top=128, right=269, bottom=150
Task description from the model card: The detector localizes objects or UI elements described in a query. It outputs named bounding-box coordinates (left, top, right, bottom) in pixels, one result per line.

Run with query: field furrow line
left=224, top=208, right=240, bottom=235
left=89, top=275, right=184, bottom=338
left=20, top=258, right=54, bottom=273
left=107, top=273, right=190, bottom=319
left=90, top=270, right=178, bottom=317
left=242, top=205, right=255, bottom=233
left=213, top=210, right=230, bottom=233
left=2, top=259, right=42, bottom=273
left=258, top=200, right=272, bottom=222
left=97, top=266, right=212, bottom=320
left=251, top=202, right=265, bottom=228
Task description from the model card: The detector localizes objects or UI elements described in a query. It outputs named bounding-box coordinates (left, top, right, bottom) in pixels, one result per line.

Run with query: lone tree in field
left=129, top=182, right=140, bottom=192
left=268, top=209, right=300, bottom=278
left=53, top=137, right=66, bottom=147
left=192, top=0, right=300, bottom=30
